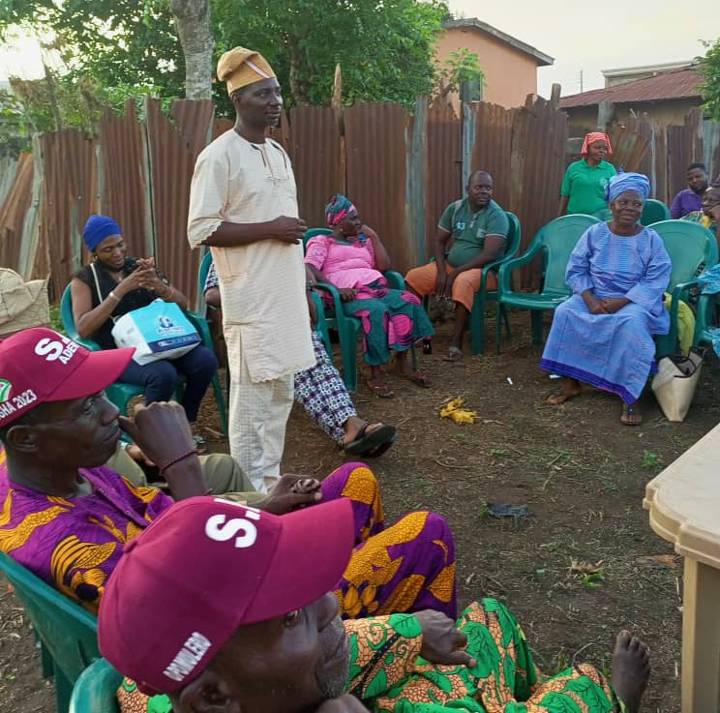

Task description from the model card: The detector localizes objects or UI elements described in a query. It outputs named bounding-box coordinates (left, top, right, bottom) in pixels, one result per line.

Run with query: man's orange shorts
left=405, top=262, right=497, bottom=312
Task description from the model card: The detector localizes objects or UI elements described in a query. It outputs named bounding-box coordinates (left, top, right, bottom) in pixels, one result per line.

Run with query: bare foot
left=546, top=378, right=582, bottom=405
left=342, top=418, right=384, bottom=445
left=620, top=402, right=642, bottom=426
left=611, top=630, right=650, bottom=713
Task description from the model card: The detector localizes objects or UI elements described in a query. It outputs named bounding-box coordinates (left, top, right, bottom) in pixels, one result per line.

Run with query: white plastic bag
left=651, top=351, right=703, bottom=422
left=112, top=300, right=200, bottom=365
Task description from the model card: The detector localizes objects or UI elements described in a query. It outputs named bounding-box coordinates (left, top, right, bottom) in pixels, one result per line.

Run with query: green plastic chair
left=468, top=211, right=521, bottom=355
left=594, top=199, right=670, bottom=226
left=593, top=207, right=612, bottom=221
left=69, top=659, right=122, bottom=713
left=0, top=552, right=99, bottom=713
left=641, top=199, right=670, bottom=226
left=304, top=228, right=409, bottom=391
left=60, top=284, right=228, bottom=435
left=495, top=214, right=601, bottom=353
left=198, top=250, right=333, bottom=360
left=648, top=220, right=719, bottom=357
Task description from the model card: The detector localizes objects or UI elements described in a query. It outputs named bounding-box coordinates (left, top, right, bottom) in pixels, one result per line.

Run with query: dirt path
left=3, top=317, right=717, bottom=712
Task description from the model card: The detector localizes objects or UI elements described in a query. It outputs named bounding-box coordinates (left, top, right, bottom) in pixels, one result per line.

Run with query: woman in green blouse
left=560, top=131, right=617, bottom=216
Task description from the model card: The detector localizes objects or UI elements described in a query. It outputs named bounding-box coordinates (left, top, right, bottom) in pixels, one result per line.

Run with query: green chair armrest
left=498, top=242, right=543, bottom=293
left=694, top=293, right=717, bottom=344
left=384, top=270, right=405, bottom=290
left=666, top=281, right=699, bottom=354
left=75, top=336, right=103, bottom=352
left=309, top=291, right=333, bottom=357
left=313, top=281, right=346, bottom=316
left=185, top=310, right=214, bottom=351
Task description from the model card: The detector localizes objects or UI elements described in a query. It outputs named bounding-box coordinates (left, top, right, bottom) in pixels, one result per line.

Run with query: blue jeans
left=119, top=345, right=218, bottom=422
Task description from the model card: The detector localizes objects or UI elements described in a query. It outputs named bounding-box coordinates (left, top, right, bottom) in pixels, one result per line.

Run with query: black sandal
left=343, top=423, right=397, bottom=456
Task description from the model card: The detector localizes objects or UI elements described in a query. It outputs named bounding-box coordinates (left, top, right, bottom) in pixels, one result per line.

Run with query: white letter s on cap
left=205, top=514, right=258, bottom=549
left=34, top=338, right=64, bottom=362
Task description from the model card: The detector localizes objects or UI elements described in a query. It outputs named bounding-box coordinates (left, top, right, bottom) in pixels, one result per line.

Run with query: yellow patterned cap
left=217, top=47, right=276, bottom=95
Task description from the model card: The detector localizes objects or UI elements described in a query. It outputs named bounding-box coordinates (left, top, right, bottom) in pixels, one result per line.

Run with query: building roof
left=601, top=60, right=694, bottom=80
left=560, top=65, right=703, bottom=108
left=442, top=19, right=554, bottom=67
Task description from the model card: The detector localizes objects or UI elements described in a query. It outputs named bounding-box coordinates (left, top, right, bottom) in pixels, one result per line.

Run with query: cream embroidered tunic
left=187, top=130, right=314, bottom=382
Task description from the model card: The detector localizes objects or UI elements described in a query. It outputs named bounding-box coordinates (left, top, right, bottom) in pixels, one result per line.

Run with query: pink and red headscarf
left=325, top=193, right=358, bottom=227
left=581, top=132, right=613, bottom=156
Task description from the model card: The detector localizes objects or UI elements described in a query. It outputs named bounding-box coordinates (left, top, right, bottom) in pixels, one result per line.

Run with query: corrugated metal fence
left=2, top=99, right=718, bottom=299
left=609, top=109, right=720, bottom=205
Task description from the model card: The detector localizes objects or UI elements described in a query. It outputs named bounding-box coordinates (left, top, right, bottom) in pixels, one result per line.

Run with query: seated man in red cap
left=0, top=328, right=457, bottom=620
left=99, top=494, right=651, bottom=713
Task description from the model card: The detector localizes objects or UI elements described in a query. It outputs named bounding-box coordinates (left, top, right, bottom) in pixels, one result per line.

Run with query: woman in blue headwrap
left=70, top=215, right=218, bottom=449
left=541, top=173, right=672, bottom=425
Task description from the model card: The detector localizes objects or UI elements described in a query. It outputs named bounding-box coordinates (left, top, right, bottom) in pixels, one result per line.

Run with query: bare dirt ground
left=3, top=314, right=718, bottom=712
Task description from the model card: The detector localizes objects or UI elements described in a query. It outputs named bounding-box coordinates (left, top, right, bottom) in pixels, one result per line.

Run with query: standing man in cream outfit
left=187, top=47, right=314, bottom=492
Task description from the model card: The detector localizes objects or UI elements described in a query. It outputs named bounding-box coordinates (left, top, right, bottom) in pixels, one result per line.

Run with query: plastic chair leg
left=470, top=294, right=485, bottom=356
left=503, top=306, right=512, bottom=337
left=54, top=665, right=73, bottom=713
left=39, top=638, right=52, bottom=678
left=340, top=343, right=357, bottom=392
left=531, top=311, right=544, bottom=346
left=336, top=321, right=359, bottom=392
left=211, top=374, right=228, bottom=436
left=495, top=304, right=504, bottom=355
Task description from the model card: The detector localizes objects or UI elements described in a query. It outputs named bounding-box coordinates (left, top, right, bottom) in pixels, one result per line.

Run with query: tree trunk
left=169, top=0, right=214, bottom=100
left=287, top=38, right=310, bottom=105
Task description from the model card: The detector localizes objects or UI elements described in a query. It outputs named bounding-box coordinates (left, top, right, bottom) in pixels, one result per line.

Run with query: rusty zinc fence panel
left=702, top=118, right=720, bottom=180
left=170, top=100, right=215, bottom=159
left=426, top=103, right=461, bottom=254
left=0, top=154, right=33, bottom=272
left=609, top=118, right=652, bottom=178
left=36, top=130, right=97, bottom=299
left=214, top=118, right=233, bottom=138
left=510, top=97, right=568, bottom=287
left=344, top=103, right=414, bottom=273
left=653, top=124, right=668, bottom=204
left=289, top=105, right=343, bottom=228
left=667, top=109, right=704, bottom=205
left=98, top=102, right=149, bottom=256
left=470, top=103, right=513, bottom=208
left=0, top=157, right=19, bottom=208
left=145, top=98, right=213, bottom=305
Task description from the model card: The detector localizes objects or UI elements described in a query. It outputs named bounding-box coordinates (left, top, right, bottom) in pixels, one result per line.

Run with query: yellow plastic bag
left=439, top=397, right=477, bottom=425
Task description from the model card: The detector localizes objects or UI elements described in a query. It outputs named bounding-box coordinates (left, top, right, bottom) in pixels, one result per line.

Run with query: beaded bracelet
left=158, top=449, right=199, bottom=475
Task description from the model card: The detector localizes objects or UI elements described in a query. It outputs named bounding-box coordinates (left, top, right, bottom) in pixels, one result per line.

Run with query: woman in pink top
left=305, top=194, right=433, bottom=397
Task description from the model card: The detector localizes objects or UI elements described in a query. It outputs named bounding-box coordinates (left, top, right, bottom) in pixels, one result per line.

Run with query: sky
left=448, top=0, right=720, bottom=97
left=1, top=1, right=719, bottom=97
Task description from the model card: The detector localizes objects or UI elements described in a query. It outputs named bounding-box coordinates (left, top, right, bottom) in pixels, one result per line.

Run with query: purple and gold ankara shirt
left=0, top=449, right=172, bottom=613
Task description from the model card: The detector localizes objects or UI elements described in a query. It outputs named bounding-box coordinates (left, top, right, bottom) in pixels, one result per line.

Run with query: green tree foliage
left=0, top=1, right=184, bottom=98
left=699, top=37, right=720, bottom=121
left=0, top=89, right=31, bottom=154
left=213, top=0, right=448, bottom=106
left=1, top=0, right=448, bottom=114
left=436, top=48, right=484, bottom=100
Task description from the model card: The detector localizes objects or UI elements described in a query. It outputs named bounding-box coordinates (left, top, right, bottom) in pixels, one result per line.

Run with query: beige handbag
left=651, top=351, right=703, bottom=422
left=0, top=269, right=49, bottom=337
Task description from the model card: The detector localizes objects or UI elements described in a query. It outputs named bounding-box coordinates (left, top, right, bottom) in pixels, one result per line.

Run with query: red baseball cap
left=98, top=496, right=355, bottom=695
left=0, top=328, right=133, bottom=427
